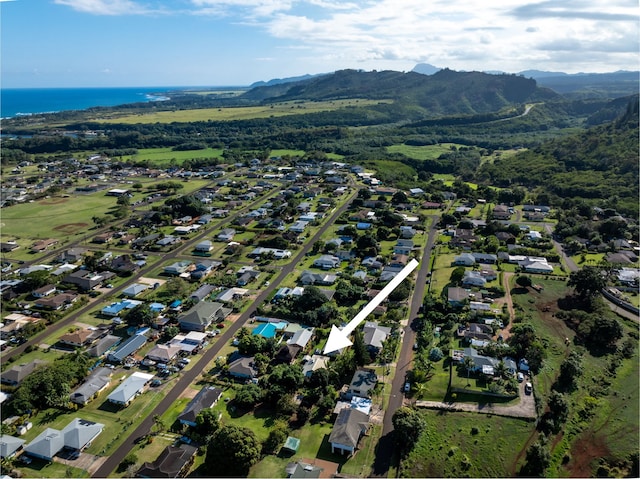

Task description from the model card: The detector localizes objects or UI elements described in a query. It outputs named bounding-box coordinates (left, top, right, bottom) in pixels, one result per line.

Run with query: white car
left=525, top=382, right=533, bottom=394
left=517, top=372, right=524, bottom=382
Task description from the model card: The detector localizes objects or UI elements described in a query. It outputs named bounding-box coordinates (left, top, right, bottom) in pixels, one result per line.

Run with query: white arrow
left=324, top=258, right=419, bottom=354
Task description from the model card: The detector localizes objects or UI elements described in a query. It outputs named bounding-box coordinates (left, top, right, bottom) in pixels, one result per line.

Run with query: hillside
left=241, top=68, right=559, bottom=117
left=478, top=95, right=639, bottom=216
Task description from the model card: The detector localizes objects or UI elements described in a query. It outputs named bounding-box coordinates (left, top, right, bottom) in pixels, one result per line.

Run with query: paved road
left=370, top=215, right=439, bottom=477
left=3, top=185, right=278, bottom=361
left=91, top=187, right=358, bottom=478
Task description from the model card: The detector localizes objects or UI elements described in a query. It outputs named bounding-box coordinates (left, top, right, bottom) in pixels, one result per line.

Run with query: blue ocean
left=0, top=87, right=175, bottom=118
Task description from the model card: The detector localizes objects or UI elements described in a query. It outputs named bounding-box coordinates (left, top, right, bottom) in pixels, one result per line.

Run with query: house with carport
left=107, top=372, right=154, bottom=406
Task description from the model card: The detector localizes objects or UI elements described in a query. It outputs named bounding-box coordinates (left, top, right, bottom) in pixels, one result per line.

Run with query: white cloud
left=53, top=0, right=639, bottom=73
left=54, top=0, right=152, bottom=15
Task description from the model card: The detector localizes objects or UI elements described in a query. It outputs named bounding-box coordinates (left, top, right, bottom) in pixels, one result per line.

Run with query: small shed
left=282, top=436, right=300, bottom=454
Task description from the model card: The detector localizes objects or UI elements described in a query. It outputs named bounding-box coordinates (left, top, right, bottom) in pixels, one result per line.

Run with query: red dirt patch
left=566, top=431, right=610, bottom=477
left=53, top=223, right=89, bottom=234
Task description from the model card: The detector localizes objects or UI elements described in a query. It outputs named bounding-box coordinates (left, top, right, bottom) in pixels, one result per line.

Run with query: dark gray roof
left=328, top=408, right=369, bottom=449
left=178, top=387, right=222, bottom=425
left=107, top=334, right=147, bottom=363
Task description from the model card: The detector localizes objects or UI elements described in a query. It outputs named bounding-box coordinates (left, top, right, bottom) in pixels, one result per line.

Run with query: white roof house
left=107, top=372, right=154, bottom=406
left=24, top=428, right=65, bottom=460
left=0, top=435, right=25, bottom=458
left=62, top=418, right=104, bottom=451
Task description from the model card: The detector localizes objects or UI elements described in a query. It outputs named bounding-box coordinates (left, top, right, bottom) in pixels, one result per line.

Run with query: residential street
left=91, top=187, right=359, bottom=478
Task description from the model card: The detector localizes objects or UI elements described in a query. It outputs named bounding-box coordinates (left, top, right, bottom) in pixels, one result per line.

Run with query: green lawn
left=12, top=458, right=90, bottom=478
left=386, top=143, right=466, bottom=161
left=400, top=410, right=534, bottom=478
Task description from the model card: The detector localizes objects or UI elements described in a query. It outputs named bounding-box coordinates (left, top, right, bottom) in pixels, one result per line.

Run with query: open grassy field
left=386, top=143, right=466, bottom=161
left=401, top=410, right=533, bottom=478
left=0, top=179, right=211, bottom=247
left=118, top=147, right=224, bottom=166
left=92, top=99, right=392, bottom=124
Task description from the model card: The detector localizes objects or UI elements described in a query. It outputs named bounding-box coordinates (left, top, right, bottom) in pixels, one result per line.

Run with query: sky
left=1, top=0, right=638, bottom=88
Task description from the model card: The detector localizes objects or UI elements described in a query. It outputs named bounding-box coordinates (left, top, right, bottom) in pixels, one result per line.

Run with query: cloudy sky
left=1, top=0, right=638, bottom=87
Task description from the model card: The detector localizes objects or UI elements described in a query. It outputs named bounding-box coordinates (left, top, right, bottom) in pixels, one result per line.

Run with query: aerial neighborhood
left=0, top=74, right=638, bottom=478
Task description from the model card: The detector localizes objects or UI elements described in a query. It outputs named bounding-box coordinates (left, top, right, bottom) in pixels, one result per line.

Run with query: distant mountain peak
left=412, top=63, right=441, bottom=75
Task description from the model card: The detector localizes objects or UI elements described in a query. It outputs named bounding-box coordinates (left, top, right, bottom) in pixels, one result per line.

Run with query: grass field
left=401, top=410, right=533, bottom=477
left=118, top=147, right=224, bottom=166
left=92, top=99, right=392, bottom=124
left=386, top=143, right=466, bottom=161
left=0, top=179, right=212, bottom=248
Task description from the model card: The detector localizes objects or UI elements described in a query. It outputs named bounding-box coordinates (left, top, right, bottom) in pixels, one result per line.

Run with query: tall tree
left=568, top=267, right=607, bottom=302
left=205, top=425, right=261, bottom=477
left=353, top=328, right=371, bottom=366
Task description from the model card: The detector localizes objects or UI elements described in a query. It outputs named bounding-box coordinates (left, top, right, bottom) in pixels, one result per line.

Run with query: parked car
left=517, top=372, right=525, bottom=382
left=404, top=382, right=411, bottom=393
left=525, top=382, right=533, bottom=394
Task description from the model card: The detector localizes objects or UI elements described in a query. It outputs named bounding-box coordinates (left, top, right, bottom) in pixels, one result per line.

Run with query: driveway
left=415, top=379, right=536, bottom=420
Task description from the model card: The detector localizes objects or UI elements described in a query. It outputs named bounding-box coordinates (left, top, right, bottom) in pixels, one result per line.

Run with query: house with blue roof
left=101, top=299, right=143, bottom=317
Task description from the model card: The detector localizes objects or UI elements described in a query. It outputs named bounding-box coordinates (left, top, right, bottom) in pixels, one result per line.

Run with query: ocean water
left=0, top=87, right=174, bottom=118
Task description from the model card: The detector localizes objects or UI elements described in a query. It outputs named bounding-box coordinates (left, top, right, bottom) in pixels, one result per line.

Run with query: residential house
left=178, top=387, right=223, bottom=427
left=301, top=355, right=330, bottom=378
left=300, top=271, right=338, bottom=286
left=163, top=261, right=192, bottom=276
left=216, top=287, right=249, bottom=303
left=32, top=284, right=57, bottom=298
left=228, top=355, right=258, bottom=379
left=458, top=347, right=517, bottom=377
left=473, top=253, right=498, bottom=264
left=1, top=360, right=47, bottom=386
left=101, top=299, right=143, bottom=317
left=194, top=240, right=213, bottom=253
left=23, top=428, right=65, bottom=461
left=136, top=444, right=198, bottom=478
left=122, top=283, right=149, bottom=298
left=399, top=226, right=417, bottom=239
left=346, top=369, right=378, bottom=399
left=178, top=301, right=229, bottom=332
left=61, top=418, right=104, bottom=451
left=111, top=255, right=140, bottom=274
left=86, top=335, right=120, bottom=358
left=313, top=255, right=340, bottom=270
left=145, top=344, right=182, bottom=363
left=0, top=435, right=25, bottom=459
left=447, top=287, right=468, bottom=307
left=237, top=269, right=261, bottom=286
left=453, top=253, right=476, bottom=266
left=287, top=328, right=314, bottom=349
left=107, top=372, right=154, bottom=406
left=328, top=409, right=369, bottom=456
left=462, top=270, right=487, bottom=287
left=63, top=270, right=114, bottom=291
left=92, top=232, right=114, bottom=244
left=362, top=322, right=391, bottom=354
left=58, top=329, right=94, bottom=348
left=190, top=284, right=216, bottom=303
left=492, top=205, right=511, bottom=220
left=394, top=239, right=414, bottom=255
left=107, top=333, right=148, bottom=363
left=288, top=220, right=308, bottom=234
left=217, top=229, right=236, bottom=241
left=519, top=258, right=554, bottom=274
left=70, top=367, right=112, bottom=405
left=35, top=291, right=74, bottom=310
left=190, top=259, right=221, bottom=281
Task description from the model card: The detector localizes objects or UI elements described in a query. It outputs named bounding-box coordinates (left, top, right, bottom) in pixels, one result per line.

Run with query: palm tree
left=494, top=360, right=508, bottom=379
left=462, top=356, right=475, bottom=386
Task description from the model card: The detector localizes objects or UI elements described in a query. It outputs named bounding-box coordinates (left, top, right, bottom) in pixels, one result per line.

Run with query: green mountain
left=241, top=68, right=559, bottom=117
left=478, top=95, right=639, bottom=216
